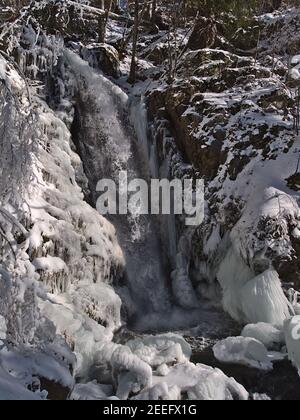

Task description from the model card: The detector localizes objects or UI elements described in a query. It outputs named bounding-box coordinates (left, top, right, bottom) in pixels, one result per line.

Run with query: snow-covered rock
left=111, top=346, right=153, bottom=400
left=213, top=336, right=273, bottom=370
left=147, top=7, right=300, bottom=328
left=127, top=333, right=192, bottom=367
left=284, top=316, right=300, bottom=375
left=152, top=362, right=249, bottom=401
left=241, top=323, right=284, bottom=350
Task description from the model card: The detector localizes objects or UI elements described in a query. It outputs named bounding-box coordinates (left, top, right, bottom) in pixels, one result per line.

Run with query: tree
left=98, top=0, right=113, bottom=43
left=151, top=0, right=157, bottom=20
left=128, top=0, right=139, bottom=84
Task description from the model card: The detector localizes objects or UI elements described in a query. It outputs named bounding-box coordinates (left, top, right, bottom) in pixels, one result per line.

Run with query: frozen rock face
left=26, top=81, right=125, bottom=379
left=0, top=45, right=125, bottom=396
left=146, top=7, right=300, bottom=323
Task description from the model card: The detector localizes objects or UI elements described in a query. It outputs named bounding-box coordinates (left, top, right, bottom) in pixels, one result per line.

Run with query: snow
left=291, top=55, right=300, bottom=66
left=70, top=381, right=115, bottom=400
left=213, top=337, right=273, bottom=371
left=0, top=316, right=6, bottom=341
left=0, top=365, right=43, bottom=401
left=0, top=57, right=7, bottom=80
left=241, top=323, right=284, bottom=350
left=32, top=257, right=68, bottom=274
left=284, top=316, right=300, bottom=375
left=289, top=68, right=300, bottom=81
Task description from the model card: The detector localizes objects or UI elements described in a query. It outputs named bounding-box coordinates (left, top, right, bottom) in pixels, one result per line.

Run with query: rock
left=152, top=10, right=170, bottom=31
left=287, top=68, right=300, bottom=88
left=286, top=173, right=300, bottom=192
left=141, top=41, right=169, bottom=65
left=232, top=22, right=262, bottom=51
left=80, top=43, right=120, bottom=78
left=187, top=17, right=218, bottom=50
left=39, top=377, right=71, bottom=401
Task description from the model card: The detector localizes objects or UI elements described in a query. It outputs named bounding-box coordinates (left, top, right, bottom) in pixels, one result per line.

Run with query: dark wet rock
left=287, top=173, right=300, bottom=192
left=232, top=23, right=262, bottom=51
left=39, top=377, right=71, bottom=401
left=152, top=10, right=170, bottom=31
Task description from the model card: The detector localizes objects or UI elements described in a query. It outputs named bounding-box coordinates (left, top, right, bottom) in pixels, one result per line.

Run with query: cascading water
left=65, top=50, right=172, bottom=323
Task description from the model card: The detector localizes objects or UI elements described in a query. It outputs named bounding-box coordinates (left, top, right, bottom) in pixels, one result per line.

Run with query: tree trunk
left=151, top=0, right=157, bottom=21
left=98, top=0, right=112, bottom=43
left=128, top=0, right=139, bottom=84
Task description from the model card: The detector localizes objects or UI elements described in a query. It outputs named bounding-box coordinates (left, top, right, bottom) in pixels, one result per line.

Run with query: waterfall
left=65, top=50, right=172, bottom=324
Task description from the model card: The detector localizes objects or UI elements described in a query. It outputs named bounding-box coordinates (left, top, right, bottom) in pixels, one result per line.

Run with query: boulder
left=80, top=43, right=121, bottom=78
left=187, top=17, right=218, bottom=50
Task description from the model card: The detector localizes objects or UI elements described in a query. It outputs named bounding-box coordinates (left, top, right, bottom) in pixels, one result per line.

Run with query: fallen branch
left=67, top=0, right=132, bottom=23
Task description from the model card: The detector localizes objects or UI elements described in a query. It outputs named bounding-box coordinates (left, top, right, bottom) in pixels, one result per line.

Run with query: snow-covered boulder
left=80, top=43, right=121, bottom=78
left=213, top=336, right=273, bottom=370
left=152, top=362, right=249, bottom=401
left=0, top=340, right=75, bottom=401
left=241, top=323, right=284, bottom=350
left=284, top=316, right=300, bottom=375
left=111, top=346, right=153, bottom=400
left=127, top=333, right=192, bottom=368
left=0, top=366, right=42, bottom=401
